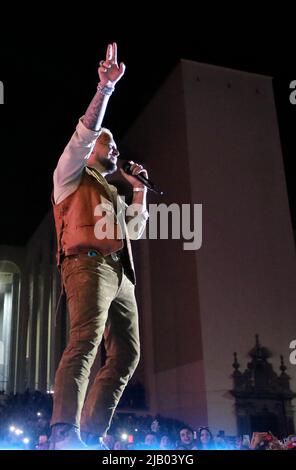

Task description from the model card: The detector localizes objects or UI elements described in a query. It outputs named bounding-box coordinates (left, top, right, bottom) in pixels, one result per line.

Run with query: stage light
left=37, top=412, right=42, bottom=417
left=121, top=433, right=128, bottom=441
left=23, top=438, right=30, bottom=444
left=9, top=426, right=16, bottom=432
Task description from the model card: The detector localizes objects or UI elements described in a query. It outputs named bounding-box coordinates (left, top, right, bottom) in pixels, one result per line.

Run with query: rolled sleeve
left=75, top=117, right=102, bottom=145
left=53, top=117, right=101, bottom=203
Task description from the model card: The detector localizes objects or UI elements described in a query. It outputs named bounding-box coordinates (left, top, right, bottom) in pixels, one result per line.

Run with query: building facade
left=0, top=60, right=295, bottom=436
left=120, top=60, right=296, bottom=434
left=0, top=213, right=61, bottom=394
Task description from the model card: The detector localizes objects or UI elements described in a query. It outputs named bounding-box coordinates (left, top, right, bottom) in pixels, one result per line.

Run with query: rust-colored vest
left=52, top=168, right=136, bottom=283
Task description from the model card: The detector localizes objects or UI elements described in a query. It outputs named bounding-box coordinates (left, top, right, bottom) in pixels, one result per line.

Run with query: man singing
left=49, top=42, right=148, bottom=449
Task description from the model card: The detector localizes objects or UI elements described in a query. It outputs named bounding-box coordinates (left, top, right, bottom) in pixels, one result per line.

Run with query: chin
left=101, top=157, right=117, bottom=174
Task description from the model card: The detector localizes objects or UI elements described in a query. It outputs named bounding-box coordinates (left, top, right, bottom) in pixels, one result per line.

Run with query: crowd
left=0, top=390, right=295, bottom=450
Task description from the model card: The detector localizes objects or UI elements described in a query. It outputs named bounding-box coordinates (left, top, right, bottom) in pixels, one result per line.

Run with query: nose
left=112, top=147, right=120, bottom=157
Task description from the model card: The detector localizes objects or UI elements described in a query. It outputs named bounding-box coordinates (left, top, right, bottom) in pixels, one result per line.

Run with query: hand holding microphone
left=120, top=161, right=164, bottom=195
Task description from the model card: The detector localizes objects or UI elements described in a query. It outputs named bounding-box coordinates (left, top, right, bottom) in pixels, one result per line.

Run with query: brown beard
left=100, top=156, right=117, bottom=174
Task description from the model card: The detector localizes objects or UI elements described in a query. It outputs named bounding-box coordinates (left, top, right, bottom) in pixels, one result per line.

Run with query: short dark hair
left=179, top=426, right=194, bottom=434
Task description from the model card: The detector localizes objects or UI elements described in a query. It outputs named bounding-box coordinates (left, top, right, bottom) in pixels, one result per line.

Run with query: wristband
left=97, top=83, right=115, bottom=95
left=133, top=187, right=146, bottom=192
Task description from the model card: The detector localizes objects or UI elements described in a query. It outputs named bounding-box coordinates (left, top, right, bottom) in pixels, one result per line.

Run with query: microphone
left=122, top=162, right=164, bottom=195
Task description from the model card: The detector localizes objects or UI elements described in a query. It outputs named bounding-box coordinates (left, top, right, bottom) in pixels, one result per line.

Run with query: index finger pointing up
left=112, top=42, right=117, bottom=63
left=106, top=43, right=112, bottom=61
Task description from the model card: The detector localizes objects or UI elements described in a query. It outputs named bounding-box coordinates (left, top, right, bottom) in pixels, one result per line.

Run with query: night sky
left=0, top=16, right=295, bottom=246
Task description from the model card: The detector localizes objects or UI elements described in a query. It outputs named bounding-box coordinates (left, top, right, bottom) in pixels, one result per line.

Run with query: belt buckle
left=111, top=252, right=120, bottom=262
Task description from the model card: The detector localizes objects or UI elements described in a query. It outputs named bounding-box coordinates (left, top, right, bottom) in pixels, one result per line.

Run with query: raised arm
left=53, top=43, right=125, bottom=204
left=82, top=42, right=125, bottom=131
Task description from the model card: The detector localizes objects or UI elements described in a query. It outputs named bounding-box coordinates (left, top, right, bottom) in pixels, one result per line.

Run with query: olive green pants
left=51, top=253, right=140, bottom=436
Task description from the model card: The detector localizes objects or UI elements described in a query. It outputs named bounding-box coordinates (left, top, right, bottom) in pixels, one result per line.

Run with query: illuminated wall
left=121, top=60, right=296, bottom=434
left=0, top=213, right=61, bottom=394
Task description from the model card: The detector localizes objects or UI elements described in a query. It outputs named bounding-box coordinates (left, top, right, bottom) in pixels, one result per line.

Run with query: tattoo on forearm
left=82, top=91, right=110, bottom=131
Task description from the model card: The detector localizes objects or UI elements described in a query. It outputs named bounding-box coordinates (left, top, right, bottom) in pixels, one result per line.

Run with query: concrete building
left=0, top=213, right=61, bottom=394
left=0, top=59, right=295, bottom=436
left=120, top=59, right=296, bottom=435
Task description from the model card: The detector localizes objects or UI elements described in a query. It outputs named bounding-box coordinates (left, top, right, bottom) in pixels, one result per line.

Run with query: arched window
left=0, top=260, right=20, bottom=392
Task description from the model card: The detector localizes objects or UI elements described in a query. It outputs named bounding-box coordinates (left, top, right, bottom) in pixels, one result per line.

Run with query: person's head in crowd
left=215, top=430, right=227, bottom=449
left=234, top=436, right=243, bottom=450
left=144, top=433, right=158, bottom=449
left=113, top=440, right=127, bottom=450
left=287, top=434, right=296, bottom=449
left=177, top=426, right=198, bottom=450
left=159, top=434, right=174, bottom=450
left=103, top=434, right=115, bottom=450
left=240, top=434, right=251, bottom=449
left=38, top=435, right=48, bottom=445
left=197, top=426, right=215, bottom=450
left=36, top=415, right=50, bottom=434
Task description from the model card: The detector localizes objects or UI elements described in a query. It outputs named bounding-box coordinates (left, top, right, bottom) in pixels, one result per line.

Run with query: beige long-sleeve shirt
left=53, top=118, right=148, bottom=240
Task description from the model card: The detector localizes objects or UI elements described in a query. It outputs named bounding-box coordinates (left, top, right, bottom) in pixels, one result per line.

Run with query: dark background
left=0, top=14, right=295, bottom=245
